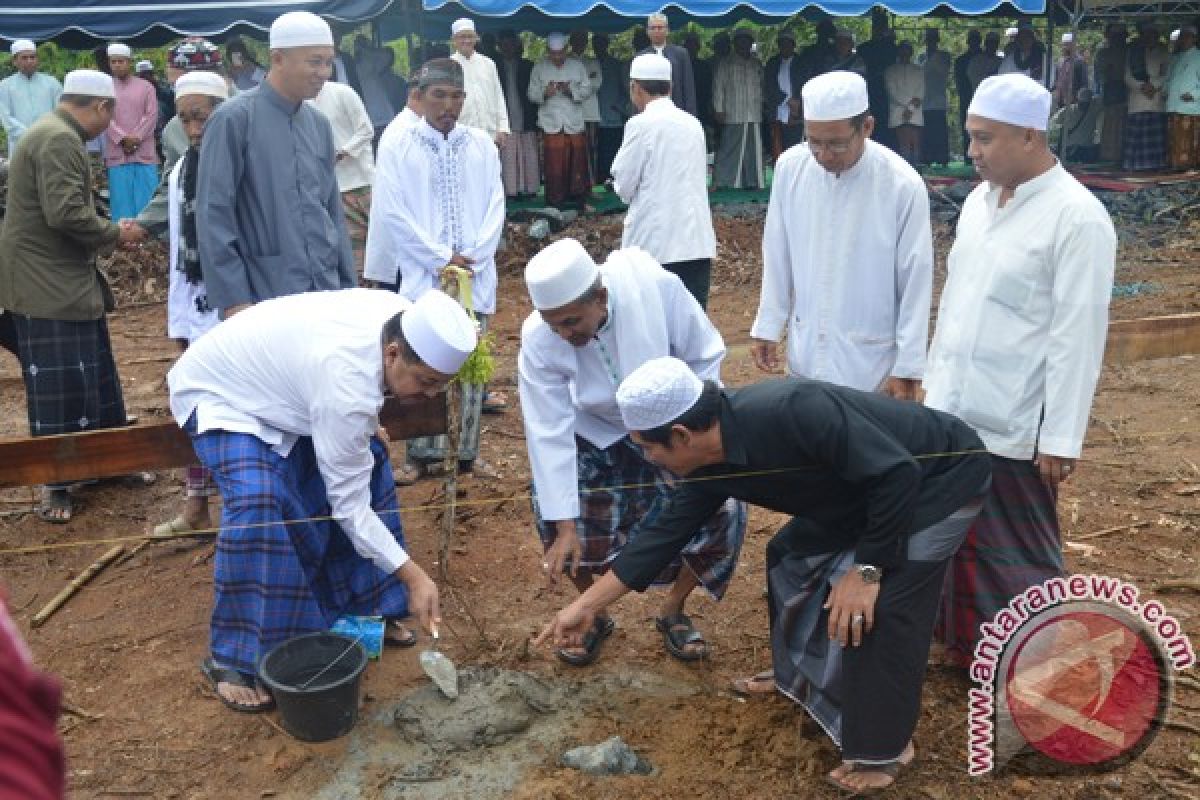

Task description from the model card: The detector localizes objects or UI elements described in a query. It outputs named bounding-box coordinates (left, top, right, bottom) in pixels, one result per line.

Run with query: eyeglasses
left=804, top=131, right=861, bottom=154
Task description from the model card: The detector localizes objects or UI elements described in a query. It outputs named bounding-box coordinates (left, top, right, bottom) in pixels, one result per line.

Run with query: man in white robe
left=0, top=40, right=63, bottom=156
left=751, top=71, right=932, bottom=401
left=365, top=58, right=504, bottom=479
left=449, top=18, right=510, bottom=144
left=364, top=71, right=423, bottom=290
left=169, top=289, right=475, bottom=713
left=612, top=53, right=716, bottom=308
left=519, top=238, right=747, bottom=666
left=308, top=80, right=375, bottom=274
left=924, top=75, right=1115, bottom=668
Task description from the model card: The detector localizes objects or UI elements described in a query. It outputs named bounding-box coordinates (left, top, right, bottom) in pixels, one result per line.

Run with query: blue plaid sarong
left=533, top=435, right=748, bottom=600
left=189, top=427, right=409, bottom=677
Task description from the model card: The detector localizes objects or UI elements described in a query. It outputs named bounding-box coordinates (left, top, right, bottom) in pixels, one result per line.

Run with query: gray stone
left=560, top=736, right=653, bottom=776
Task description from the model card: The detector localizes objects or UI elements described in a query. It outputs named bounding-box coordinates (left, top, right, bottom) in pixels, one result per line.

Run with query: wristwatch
left=856, top=564, right=883, bottom=584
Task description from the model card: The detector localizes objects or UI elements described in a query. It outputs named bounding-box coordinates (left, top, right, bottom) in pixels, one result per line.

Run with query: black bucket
left=258, top=632, right=367, bottom=742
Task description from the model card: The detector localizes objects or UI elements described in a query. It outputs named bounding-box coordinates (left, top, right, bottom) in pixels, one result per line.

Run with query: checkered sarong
left=190, top=427, right=409, bottom=677
left=500, top=131, right=541, bottom=197
left=533, top=436, right=747, bottom=599
left=935, top=455, right=1061, bottom=668
left=12, top=314, right=127, bottom=437
left=1122, top=111, right=1168, bottom=171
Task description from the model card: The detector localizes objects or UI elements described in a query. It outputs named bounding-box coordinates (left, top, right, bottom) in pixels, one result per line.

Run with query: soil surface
left=1, top=208, right=1198, bottom=799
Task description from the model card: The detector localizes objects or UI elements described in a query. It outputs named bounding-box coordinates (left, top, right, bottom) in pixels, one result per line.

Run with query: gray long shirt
left=196, top=79, right=354, bottom=312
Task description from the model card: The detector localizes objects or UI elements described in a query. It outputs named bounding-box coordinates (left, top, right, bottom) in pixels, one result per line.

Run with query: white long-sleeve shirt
left=452, top=51, right=510, bottom=137
left=518, top=249, right=725, bottom=521
left=923, top=163, right=1115, bottom=460
left=528, top=57, right=593, bottom=134
left=308, top=81, right=375, bottom=192
left=578, top=55, right=603, bottom=122
left=1125, top=44, right=1169, bottom=114
left=168, top=289, right=413, bottom=573
left=364, top=120, right=504, bottom=313
left=611, top=96, right=715, bottom=264
left=363, top=107, right=422, bottom=285
left=0, top=71, right=62, bottom=156
left=165, top=158, right=219, bottom=342
left=751, top=140, right=932, bottom=391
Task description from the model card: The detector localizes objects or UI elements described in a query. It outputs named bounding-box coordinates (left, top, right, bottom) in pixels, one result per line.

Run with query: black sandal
left=200, top=658, right=275, bottom=713
left=655, top=612, right=708, bottom=662
left=555, top=616, right=615, bottom=667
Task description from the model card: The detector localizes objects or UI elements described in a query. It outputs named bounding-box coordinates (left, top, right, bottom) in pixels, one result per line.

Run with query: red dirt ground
left=1, top=213, right=1197, bottom=799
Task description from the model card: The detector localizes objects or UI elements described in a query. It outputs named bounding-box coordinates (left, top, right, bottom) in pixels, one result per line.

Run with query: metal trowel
left=419, top=628, right=459, bottom=699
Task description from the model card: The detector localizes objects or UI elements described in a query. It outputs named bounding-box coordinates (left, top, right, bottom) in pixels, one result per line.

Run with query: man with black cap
left=367, top=57, right=504, bottom=481
left=197, top=11, right=355, bottom=320
left=537, top=356, right=992, bottom=793
left=610, top=53, right=716, bottom=308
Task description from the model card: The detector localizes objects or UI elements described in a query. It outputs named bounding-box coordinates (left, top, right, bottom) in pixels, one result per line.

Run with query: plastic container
left=330, top=615, right=384, bottom=659
left=258, top=632, right=367, bottom=742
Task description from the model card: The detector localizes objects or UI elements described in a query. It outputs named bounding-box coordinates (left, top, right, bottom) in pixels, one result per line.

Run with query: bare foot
left=216, top=681, right=272, bottom=709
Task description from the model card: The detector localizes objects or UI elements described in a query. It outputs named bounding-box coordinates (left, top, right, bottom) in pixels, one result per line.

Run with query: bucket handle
left=297, top=635, right=363, bottom=691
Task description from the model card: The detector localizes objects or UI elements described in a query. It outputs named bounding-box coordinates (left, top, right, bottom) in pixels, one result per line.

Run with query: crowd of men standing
left=0, top=7, right=1173, bottom=797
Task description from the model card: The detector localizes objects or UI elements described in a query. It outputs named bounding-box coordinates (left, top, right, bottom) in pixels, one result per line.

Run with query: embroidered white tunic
left=923, top=164, right=1115, bottom=460
left=519, top=249, right=725, bottom=521
left=365, top=120, right=504, bottom=313
left=611, top=96, right=716, bottom=264
left=452, top=51, right=511, bottom=137
left=751, top=139, right=933, bottom=392
left=168, top=289, right=413, bottom=573
left=166, top=158, right=219, bottom=342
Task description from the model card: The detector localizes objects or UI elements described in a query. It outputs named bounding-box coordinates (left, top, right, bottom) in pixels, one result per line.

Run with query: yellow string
left=0, top=426, right=1192, bottom=557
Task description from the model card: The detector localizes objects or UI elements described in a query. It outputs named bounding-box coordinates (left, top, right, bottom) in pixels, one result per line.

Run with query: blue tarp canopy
left=0, top=1, right=395, bottom=48
left=409, top=1, right=1048, bottom=35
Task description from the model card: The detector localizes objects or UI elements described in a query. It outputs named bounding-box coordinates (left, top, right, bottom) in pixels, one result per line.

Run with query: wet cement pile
left=302, top=666, right=695, bottom=800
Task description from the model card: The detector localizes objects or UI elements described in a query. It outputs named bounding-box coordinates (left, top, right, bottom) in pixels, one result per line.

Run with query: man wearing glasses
left=750, top=70, right=932, bottom=404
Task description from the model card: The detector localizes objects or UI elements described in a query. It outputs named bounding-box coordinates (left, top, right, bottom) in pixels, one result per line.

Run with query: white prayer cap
left=525, top=238, right=599, bottom=310
left=616, top=357, right=704, bottom=432
left=1005, top=27, right=1018, bottom=37
left=269, top=11, right=334, bottom=50
left=107, top=43, right=132, bottom=58
left=63, top=69, right=116, bottom=99
left=174, top=71, right=228, bottom=100
left=10, top=40, right=35, bottom=55
left=1170, top=29, right=1181, bottom=42
left=451, top=18, right=476, bottom=35
left=802, top=71, right=869, bottom=122
left=136, top=60, right=154, bottom=72
left=401, top=290, right=477, bottom=375
left=630, top=53, right=672, bottom=82
left=546, top=32, right=569, bottom=51
left=1061, top=32, right=1075, bottom=43
left=968, top=73, right=1052, bottom=131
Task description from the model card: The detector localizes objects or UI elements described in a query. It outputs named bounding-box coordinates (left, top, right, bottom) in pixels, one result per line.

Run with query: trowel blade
left=419, top=649, right=459, bottom=699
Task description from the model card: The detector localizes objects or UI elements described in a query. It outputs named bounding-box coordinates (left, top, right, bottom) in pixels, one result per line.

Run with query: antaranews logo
left=967, top=574, right=1195, bottom=776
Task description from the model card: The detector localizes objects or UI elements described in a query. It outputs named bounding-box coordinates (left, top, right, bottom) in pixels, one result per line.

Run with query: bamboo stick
left=31, top=545, right=124, bottom=627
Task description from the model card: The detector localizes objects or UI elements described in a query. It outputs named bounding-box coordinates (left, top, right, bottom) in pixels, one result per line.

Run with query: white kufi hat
left=451, top=18, right=476, bottom=35
left=630, top=53, right=672, bottom=82
left=616, top=357, right=704, bottom=432
left=968, top=73, right=1052, bottom=131
left=1061, top=32, right=1075, bottom=43
left=107, top=43, right=132, bottom=58
left=136, top=60, right=154, bottom=72
left=63, top=69, right=116, bottom=99
left=546, top=32, right=569, bottom=51
left=525, top=238, right=600, bottom=310
left=270, top=11, right=334, bottom=50
left=802, top=70, right=869, bottom=121
left=401, top=291, right=477, bottom=375
left=174, top=71, right=229, bottom=100
left=10, top=39, right=35, bottom=55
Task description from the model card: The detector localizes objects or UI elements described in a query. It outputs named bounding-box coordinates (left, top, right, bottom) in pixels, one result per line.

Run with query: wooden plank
left=0, top=394, right=447, bottom=489
left=1105, top=313, right=1200, bottom=365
